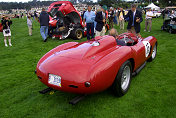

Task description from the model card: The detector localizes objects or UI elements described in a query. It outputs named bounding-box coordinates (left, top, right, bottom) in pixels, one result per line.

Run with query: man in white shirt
left=144, top=8, right=153, bottom=32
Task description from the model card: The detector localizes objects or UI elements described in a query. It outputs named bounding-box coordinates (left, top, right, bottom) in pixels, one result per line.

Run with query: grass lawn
left=0, top=17, right=176, bottom=118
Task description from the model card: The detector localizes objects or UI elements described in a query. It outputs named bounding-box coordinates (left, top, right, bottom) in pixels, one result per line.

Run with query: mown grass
left=0, top=17, right=176, bottom=118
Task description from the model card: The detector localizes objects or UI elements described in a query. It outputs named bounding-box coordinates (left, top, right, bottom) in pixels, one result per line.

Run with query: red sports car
left=36, top=33, right=157, bottom=97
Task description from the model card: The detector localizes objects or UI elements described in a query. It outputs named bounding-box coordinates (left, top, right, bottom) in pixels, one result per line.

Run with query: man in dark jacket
left=125, top=4, right=143, bottom=36
left=39, top=8, right=49, bottom=42
left=95, top=5, right=107, bottom=36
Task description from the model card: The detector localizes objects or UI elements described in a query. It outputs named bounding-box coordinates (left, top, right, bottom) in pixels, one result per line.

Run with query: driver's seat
left=115, top=39, right=127, bottom=46
left=122, top=33, right=138, bottom=43
left=117, top=33, right=138, bottom=46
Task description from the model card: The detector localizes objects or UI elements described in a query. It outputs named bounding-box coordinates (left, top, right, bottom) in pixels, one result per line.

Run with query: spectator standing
left=21, top=13, right=24, bottom=19
left=83, top=5, right=96, bottom=40
left=94, top=7, right=102, bottom=29
left=1, top=15, right=5, bottom=23
left=118, top=8, right=125, bottom=30
left=144, top=8, right=153, bottom=32
left=113, top=8, right=118, bottom=25
left=109, top=7, right=115, bottom=28
left=2, top=16, right=12, bottom=47
left=117, top=8, right=119, bottom=26
left=95, top=5, right=107, bottom=36
left=163, top=8, right=170, bottom=19
left=81, top=8, right=86, bottom=20
left=27, top=15, right=33, bottom=36
left=125, top=4, right=143, bottom=36
left=39, top=8, right=49, bottom=42
left=34, top=11, right=38, bottom=21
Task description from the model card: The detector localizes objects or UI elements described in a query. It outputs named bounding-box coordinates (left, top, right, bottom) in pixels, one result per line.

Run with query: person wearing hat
left=95, top=5, right=107, bottom=36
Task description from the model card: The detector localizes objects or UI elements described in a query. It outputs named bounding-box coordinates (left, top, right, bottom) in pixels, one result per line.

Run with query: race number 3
left=142, top=41, right=151, bottom=57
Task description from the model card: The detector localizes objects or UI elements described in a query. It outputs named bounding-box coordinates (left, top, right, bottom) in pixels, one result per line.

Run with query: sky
left=0, top=0, right=98, bottom=3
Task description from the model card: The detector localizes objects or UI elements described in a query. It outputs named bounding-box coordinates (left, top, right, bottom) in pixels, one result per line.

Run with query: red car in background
left=48, top=1, right=84, bottom=40
left=0, top=23, right=3, bottom=32
left=47, top=1, right=109, bottom=40
left=36, top=33, right=157, bottom=97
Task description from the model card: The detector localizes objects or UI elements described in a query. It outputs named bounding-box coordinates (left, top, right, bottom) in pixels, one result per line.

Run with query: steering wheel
left=118, top=34, right=134, bottom=45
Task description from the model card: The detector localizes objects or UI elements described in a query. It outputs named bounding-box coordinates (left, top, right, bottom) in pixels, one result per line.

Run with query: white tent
left=145, top=3, right=160, bottom=11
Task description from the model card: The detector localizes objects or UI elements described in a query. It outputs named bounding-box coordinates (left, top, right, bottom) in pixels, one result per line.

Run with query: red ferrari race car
left=47, top=1, right=109, bottom=40
left=35, top=32, right=157, bottom=103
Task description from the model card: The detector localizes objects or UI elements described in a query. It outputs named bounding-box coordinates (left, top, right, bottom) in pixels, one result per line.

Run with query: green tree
left=98, top=0, right=119, bottom=7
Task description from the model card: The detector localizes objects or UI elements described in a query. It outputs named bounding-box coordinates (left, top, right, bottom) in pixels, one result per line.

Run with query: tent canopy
left=145, top=3, right=160, bottom=10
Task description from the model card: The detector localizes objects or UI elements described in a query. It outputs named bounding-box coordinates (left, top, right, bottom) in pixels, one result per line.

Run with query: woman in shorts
left=2, top=16, right=12, bottom=47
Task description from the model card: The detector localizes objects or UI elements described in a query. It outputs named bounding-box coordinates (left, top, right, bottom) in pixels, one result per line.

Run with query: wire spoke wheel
left=112, top=60, right=132, bottom=97
left=148, top=43, right=157, bottom=62
left=121, top=65, right=131, bottom=91
left=152, top=45, right=157, bottom=59
left=76, top=30, right=83, bottom=39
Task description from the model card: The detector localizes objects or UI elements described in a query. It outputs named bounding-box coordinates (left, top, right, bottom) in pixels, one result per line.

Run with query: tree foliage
left=0, top=0, right=176, bottom=11
left=98, top=0, right=176, bottom=8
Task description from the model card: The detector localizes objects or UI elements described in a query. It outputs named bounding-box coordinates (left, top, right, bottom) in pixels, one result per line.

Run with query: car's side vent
left=69, top=85, right=78, bottom=88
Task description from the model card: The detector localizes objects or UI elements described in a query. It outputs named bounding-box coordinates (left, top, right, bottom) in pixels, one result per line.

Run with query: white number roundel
left=142, top=41, right=151, bottom=57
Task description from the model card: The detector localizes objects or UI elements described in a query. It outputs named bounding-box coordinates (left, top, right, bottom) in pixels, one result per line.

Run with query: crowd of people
left=1, top=3, right=176, bottom=47
left=83, top=4, right=143, bottom=40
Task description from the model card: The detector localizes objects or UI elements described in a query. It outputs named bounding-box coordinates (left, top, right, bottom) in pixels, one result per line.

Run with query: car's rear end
left=36, top=36, right=121, bottom=94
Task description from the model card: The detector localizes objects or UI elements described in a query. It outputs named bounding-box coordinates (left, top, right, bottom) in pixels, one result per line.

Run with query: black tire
left=70, top=28, right=83, bottom=40
left=112, top=60, right=132, bottom=97
left=169, top=28, right=173, bottom=34
left=148, top=43, right=157, bottom=62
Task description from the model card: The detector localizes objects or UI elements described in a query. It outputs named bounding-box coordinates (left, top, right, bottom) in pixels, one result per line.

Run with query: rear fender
left=87, top=46, right=133, bottom=93
left=37, top=42, right=78, bottom=66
